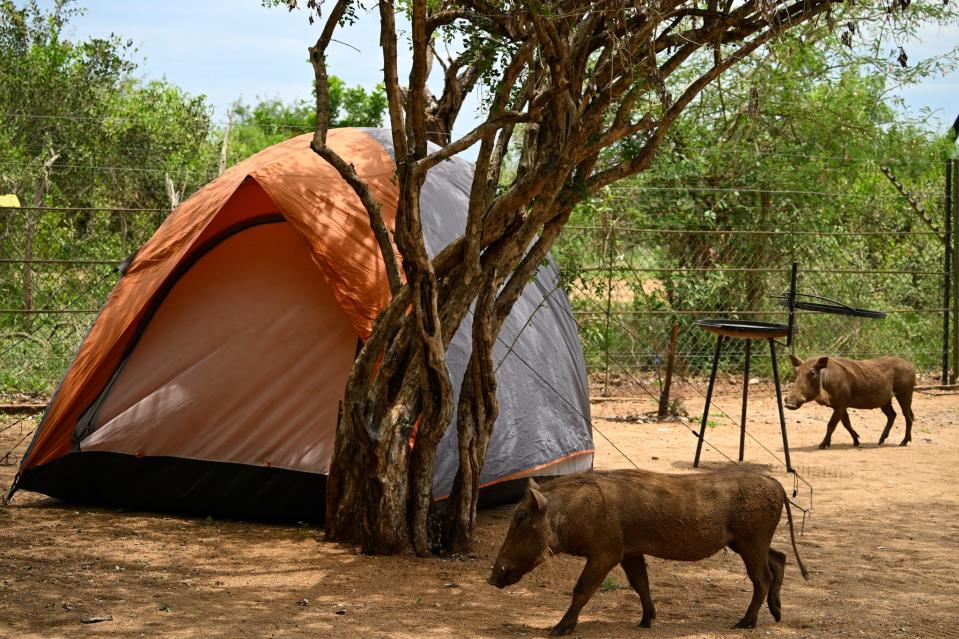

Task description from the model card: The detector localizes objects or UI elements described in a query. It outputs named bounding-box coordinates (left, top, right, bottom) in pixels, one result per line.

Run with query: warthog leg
left=839, top=410, right=860, bottom=447
left=895, top=391, right=913, bottom=446
left=818, top=410, right=842, bottom=449
left=550, top=553, right=619, bottom=636
left=732, top=543, right=773, bottom=629
left=621, top=554, right=656, bottom=628
left=766, top=548, right=786, bottom=622
left=878, top=401, right=897, bottom=445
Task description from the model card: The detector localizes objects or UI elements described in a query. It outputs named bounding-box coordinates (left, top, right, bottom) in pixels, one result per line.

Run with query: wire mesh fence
left=0, top=205, right=160, bottom=394
left=553, top=184, right=953, bottom=400
left=0, top=171, right=955, bottom=401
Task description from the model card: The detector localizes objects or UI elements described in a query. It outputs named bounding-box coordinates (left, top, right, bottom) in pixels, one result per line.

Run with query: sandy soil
left=1, top=386, right=957, bottom=639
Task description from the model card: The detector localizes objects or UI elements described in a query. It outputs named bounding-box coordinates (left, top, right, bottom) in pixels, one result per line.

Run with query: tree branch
left=308, top=0, right=349, bottom=148
left=417, top=112, right=530, bottom=172
left=310, top=142, right=404, bottom=294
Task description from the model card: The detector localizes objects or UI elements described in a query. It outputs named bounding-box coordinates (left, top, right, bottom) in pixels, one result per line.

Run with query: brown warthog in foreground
left=488, top=470, right=808, bottom=635
left=784, top=354, right=916, bottom=448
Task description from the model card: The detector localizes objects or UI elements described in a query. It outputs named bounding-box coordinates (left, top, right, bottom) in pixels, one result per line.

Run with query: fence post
left=658, top=320, right=679, bottom=418
left=603, top=214, right=614, bottom=396
left=944, top=158, right=952, bottom=384
left=952, top=159, right=959, bottom=384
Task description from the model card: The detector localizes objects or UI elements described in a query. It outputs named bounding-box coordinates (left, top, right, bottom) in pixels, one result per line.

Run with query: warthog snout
left=784, top=354, right=827, bottom=411
left=488, top=478, right=551, bottom=591
left=488, top=563, right=523, bottom=589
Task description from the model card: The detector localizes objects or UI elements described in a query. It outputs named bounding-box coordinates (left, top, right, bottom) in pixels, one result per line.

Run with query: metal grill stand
left=692, top=319, right=794, bottom=473
left=692, top=262, right=887, bottom=473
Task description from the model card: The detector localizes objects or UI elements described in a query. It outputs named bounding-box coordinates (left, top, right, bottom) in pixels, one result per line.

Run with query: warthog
left=784, top=354, right=916, bottom=448
left=488, top=469, right=808, bottom=635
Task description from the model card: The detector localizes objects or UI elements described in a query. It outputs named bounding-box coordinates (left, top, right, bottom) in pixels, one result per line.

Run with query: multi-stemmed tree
left=280, top=0, right=957, bottom=555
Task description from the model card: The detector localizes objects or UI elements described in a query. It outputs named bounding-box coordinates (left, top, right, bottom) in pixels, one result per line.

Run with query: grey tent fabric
left=361, top=129, right=594, bottom=497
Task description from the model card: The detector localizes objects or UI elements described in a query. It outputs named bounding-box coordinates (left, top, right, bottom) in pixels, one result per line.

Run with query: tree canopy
left=226, top=78, right=387, bottom=164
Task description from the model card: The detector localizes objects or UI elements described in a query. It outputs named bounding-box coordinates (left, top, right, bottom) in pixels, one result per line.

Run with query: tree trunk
left=324, top=300, right=419, bottom=554
left=23, top=150, right=59, bottom=328
left=218, top=110, right=233, bottom=175
left=442, top=272, right=500, bottom=553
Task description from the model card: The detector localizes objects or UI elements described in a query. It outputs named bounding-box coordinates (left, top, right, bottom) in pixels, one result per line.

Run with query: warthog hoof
left=852, top=439, right=861, bottom=448
left=817, top=441, right=830, bottom=450
left=899, top=438, right=911, bottom=446
left=549, top=621, right=576, bottom=636
left=769, top=602, right=782, bottom=622
left=733, top=617, right=757, bottom=629
left=878, top=436, right=887, bottom=445
left=640, top=616, right=652, bottom=628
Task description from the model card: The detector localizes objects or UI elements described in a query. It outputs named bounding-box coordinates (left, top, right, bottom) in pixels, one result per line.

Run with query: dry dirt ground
left=1, top=386, right=957, bottom=639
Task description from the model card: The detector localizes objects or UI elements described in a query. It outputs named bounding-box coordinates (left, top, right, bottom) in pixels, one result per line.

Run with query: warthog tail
left=783, top=489, right=810, bottom=580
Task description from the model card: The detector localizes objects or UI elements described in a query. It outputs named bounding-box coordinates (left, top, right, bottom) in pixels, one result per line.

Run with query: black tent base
left=18, top=452, right=327, bottom=522
left=16, top=452, right=536, bottom=524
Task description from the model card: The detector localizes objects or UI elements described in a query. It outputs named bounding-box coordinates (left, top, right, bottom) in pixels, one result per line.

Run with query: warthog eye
left=515, top=510, right=528, bottom=522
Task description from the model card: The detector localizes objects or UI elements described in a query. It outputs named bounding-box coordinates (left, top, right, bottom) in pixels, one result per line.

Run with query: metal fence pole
left=944, top=158, right=952, bottom=384
left=787, top=262, right=798, bottom=349
left=603, top=215, right=614, bottom=396
left=952, top=159, right=959, bottom=384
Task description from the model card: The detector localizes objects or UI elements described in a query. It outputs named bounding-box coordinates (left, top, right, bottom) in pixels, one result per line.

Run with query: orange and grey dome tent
left=9, top=128, right=593, bottom=521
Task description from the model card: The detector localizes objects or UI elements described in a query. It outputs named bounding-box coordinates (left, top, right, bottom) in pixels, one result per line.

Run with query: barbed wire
left=566, top=226, right=942, bottom=237
left=605, top=185, right=924, bottom=200
left=0, top=163, right=939, bottom=201
left=2, top=111, right=946, bottom=166
left=0, top=205, right=169, bottom=213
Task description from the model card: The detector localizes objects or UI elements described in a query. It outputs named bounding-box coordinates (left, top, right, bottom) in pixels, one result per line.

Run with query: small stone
left=443, top=583, right=460, bottom=589
left=81, top=615, right=113, bottom=624
left=297, top=598, right=309, bottom=606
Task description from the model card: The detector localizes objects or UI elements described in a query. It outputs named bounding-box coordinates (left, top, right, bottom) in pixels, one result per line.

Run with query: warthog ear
left=814, top=356, right=829, bottom=370
left=789, top=354, right=802, bottom=368
left=527, top=478, right=548, bottom=512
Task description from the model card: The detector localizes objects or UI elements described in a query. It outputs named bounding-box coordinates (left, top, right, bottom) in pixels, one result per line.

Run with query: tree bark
left=442, top=270, right=500, bottom=553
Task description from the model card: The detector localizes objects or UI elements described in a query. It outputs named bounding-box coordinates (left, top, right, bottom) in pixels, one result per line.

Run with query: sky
left=53, top=0, right=958, bottom=139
